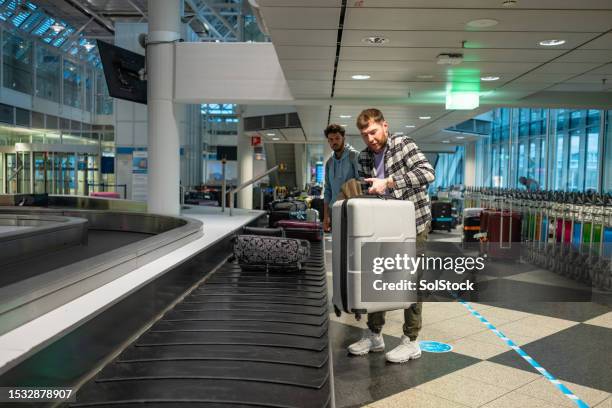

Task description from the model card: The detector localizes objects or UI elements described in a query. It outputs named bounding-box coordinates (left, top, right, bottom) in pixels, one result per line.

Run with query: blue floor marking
left=458, top=299, right=589, bottom=408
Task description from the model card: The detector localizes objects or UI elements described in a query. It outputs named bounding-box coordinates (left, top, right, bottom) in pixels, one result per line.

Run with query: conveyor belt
left=72, top=241, right=331, bottom=407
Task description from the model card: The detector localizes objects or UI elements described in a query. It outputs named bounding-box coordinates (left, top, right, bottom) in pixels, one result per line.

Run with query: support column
left=237, top=124, right=254, bottom=209
left=324, top=142, right=333, bottom=162
left=147, top=0, right=181, bottom=215
left=294, top=144, right=307, bottom=191
left=464, top=142, right=476, bottom=187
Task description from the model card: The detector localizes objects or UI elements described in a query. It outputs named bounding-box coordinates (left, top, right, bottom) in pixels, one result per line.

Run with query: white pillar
left=464, top=142, right=476, bottom=187
left=324, top=142, right=333, bottom=162
left=237, top=127, right=254, bottom=209
left=294, top=144, right=307, bottom=191
left=147, top=0, right=181, bottom=215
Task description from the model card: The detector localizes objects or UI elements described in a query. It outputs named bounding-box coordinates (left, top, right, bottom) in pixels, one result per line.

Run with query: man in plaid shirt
left=347, top=108, right=435, bottom=363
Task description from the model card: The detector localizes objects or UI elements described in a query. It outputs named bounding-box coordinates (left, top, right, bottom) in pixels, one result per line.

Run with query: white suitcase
left=331, top=196, right=417, bottom=318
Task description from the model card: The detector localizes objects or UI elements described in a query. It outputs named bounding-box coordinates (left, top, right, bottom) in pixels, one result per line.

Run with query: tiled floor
left=326, top=230, right=612, bottom=408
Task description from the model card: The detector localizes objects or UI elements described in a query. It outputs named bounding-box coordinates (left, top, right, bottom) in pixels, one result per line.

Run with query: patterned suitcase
left=233, top=235, right=310, bottom=271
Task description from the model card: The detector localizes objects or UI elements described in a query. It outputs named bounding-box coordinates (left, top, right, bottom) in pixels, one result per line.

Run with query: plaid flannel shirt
left=358, top=135, right=435, bottom=233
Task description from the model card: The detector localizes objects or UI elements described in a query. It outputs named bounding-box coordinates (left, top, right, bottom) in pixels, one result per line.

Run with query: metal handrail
left=227, top=165, right=280, bottom=216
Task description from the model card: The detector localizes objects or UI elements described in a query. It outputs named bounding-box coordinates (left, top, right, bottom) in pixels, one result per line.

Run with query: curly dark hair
left=324, top=123, right=346, bottom=138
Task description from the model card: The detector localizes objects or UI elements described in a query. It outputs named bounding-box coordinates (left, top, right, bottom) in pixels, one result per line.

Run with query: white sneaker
left=385, top=336, right=422, bottom=363
left=347, top=331, right=385, bottom=355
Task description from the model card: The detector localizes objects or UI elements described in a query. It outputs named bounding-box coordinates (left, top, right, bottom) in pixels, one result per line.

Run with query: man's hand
left=323, top=217, right=331, bottom=232
left=364, top=177, right=393, bottom=195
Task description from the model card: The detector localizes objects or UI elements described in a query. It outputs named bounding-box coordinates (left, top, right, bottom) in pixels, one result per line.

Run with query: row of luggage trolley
left=462, top=187, right=612, bottom=291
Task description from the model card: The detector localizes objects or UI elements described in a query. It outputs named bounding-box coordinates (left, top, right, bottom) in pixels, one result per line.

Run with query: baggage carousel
left=72, top=240, right=331, bottom=407
left=0, top=196, right=333, bottom=407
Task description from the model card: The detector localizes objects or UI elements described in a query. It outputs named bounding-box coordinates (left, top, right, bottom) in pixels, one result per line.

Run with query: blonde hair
left=356, top=108, right=385, bottom=130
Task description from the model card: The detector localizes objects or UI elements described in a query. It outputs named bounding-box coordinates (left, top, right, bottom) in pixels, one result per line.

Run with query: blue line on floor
left=458, top=299, right=589, bottom=408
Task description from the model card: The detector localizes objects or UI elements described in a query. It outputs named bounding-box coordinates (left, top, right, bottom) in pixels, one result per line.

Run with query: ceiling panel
left=339, top=47, right=564, bottom=63
left=341, top=30, right=597, bottom=49
left=337, top=60, right=541, bottom=74
left=560, top=74, right=612, bottom=84
left=344, top=0, right=612, bottom=10
left=281, top=128, right=307, bottom=141
left=344, top=9, right=612, bottom=32
left=275, top=46, right=337, bottom=60
left=555, top=50, right=612, bottom=63
left=588, top=64, right=612, bottom=75
left=259, top=0, right=341, bottom=7
left=530, top=62, right=604, bottom=74
left=269, top=29, right=338, bottom=46
left=548, top=83, right=612, bottom=92
left=283, top=70, right=334, bottom=81
left=260, top=7, right=341, bottom=29
left=279, top=60, right=335, bottom=71
left=581, top=33, right=612, bottom=49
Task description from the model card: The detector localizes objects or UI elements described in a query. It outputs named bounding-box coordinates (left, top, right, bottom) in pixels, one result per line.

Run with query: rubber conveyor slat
left=72, top=240, right=331, bottom=408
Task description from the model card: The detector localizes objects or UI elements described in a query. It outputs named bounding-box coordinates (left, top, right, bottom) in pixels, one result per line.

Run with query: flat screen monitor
left=216, top=146, right=237, bottom=161
left=97, top=40, right=147, bottom=104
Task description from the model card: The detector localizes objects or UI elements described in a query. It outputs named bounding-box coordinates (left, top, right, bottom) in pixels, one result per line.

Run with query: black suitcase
left=242, top=226, right=285, bottom=237
left=269, top=199, right=307, bottom=212
left=431, top=202, right=453, bottom=231
left=268, top=211, right=292, bottom=227
left=310, top=198, right=325, bottom=222
left=233, top=235, right=310, bottom=271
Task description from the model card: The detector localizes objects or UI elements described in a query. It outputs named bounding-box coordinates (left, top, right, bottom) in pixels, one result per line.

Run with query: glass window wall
left=63, top=59, right=82, bottom=108
left=3, top=32, right=32, bottom=93
left=475, top=108, right=607, bottom=192
left=35, top=45, right=60, bottom=102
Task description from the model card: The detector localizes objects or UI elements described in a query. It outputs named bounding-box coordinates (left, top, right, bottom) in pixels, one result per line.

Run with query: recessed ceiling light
left=419, top=116, right=431, bottom=120
left=51, top=22, right=65, bottom=33
left=405, top=125, right=416, bottom=128
left=466, top=19, right=499, bottom=28
left=266, top=133, right=275, bottom=136
left=481, top=76, right=500, bottom=81
left=352, top=74, right=371, bottom=80
left=340, top=124, right=347, bottom=127
left=339, top=115, right=352, bottom=119
left=441, top=140, right=451, bottom=143
left=456, top=136, right=465, bottom=139
left=417, top=74, right=434, bottom=79
left=272, top=137, right=280, bottom=141
left=362, top=36, right=389, bottom=45
left=539, top=39, right=565, bottom=46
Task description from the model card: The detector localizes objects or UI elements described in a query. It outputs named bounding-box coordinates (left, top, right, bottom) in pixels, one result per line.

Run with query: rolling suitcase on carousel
left=233, top=235, right=310, bottom=271
left=332, top=196, right=417, bottom=317
left=276, top=219, right=323, bottom=241
left=431, top=201, right=453, bottom=231
left=310, top=198, right=325, bottom=222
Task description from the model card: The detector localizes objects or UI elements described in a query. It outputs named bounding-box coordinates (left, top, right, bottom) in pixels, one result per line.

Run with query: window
left=3, top=31, right=32, bottom=93
left=567, top=132, right=580, bottom=190
left=539, top=138, right=546, bottom=185
left=528, top=141, right=537, bottom=180
left=95, top=69, right=113, bottom=115
left=584, top=127, right=599, bottom=191
left=554, top=135, right=564, bottom=190
left=63, top=59, right=81, bottom=108
left=517, top=143, right=526, bottom=184
left=35, top=46, right=60, bottom=102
